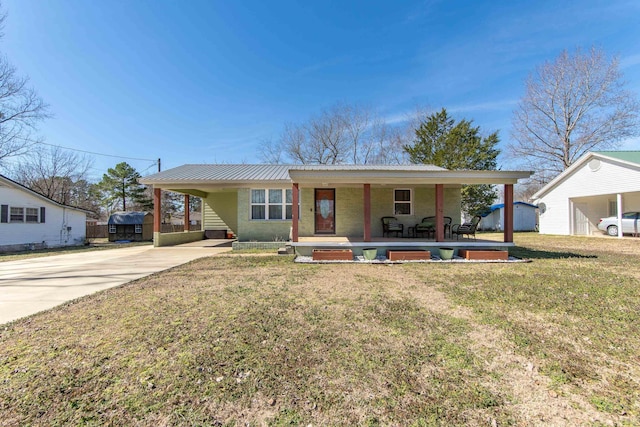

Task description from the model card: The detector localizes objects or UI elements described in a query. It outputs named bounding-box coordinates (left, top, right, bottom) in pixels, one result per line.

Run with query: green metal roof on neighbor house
left=140, top=164, right=532, bottom=189
left=593, top=151, right=640, bottom=165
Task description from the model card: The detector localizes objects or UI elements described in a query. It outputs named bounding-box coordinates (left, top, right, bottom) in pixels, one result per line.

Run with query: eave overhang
left=288, top=169, right=532, bottom=185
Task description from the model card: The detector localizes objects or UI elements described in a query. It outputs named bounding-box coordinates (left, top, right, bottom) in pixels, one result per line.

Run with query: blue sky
left=2, top=0, right=640, bottom=179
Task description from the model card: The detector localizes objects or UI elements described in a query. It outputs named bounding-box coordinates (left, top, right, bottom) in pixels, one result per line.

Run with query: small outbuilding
left=480, top=202, right=538, bottom=231
left=107, top=211, right=154, bottom=242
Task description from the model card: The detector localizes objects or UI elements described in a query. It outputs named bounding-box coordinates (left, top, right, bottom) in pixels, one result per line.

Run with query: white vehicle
left=597, top=212, right=640, bottom=236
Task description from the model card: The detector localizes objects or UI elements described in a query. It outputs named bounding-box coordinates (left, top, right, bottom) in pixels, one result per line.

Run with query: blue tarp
left=481, top=202, right=538, bottom=217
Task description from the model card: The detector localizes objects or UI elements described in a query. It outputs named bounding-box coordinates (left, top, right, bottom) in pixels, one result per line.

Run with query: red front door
left=315, top=189, right=335, bottom=234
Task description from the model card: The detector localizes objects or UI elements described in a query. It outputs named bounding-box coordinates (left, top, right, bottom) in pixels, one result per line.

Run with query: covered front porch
left=292, top=235, right=512, bottom=257
left=289, top=167, right=530, bottom=251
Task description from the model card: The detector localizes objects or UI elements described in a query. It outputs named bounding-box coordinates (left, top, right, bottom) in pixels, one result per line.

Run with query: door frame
left=314, top=188, right=335, bottom=234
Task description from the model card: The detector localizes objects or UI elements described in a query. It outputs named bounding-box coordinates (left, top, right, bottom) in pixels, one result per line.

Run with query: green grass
left=1, top=234, right=639, bottom=425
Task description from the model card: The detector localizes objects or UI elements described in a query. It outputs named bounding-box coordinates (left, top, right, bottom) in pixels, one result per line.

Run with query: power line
left=32, top=140, right=157, bottom=162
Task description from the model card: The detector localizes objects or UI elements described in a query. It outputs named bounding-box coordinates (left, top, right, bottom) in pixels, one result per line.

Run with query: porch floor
left=291, top=235, right=514, bottom=257
left=294, top=235, right=513, bottom=247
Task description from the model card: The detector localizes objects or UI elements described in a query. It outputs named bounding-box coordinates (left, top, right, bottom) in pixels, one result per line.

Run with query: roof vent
left=588, top=159, right=601, bottom=171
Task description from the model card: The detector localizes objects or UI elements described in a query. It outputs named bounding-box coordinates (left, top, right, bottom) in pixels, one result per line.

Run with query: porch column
left=504, top=184, right=514, bottom=243
left=153, top=187, right=161, bottom=233
left=435, top=184, right=444, bottom=242
left=184, top=194, right=190, bottom=232
left=617, top=193, right=623, bottom=238
left=292, top=183, right=299, bottom=242
left=363, top=184, right=371, bottom=242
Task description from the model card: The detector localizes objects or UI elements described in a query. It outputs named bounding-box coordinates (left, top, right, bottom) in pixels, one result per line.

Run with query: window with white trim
left=108, top=224, right=117, bottom=233
left=394, top=189, right=412, bottom=215
left=25, top=208, right=39, bottom=223
left=135, top=224, right=142, bottom=233
left=10, top=207, right=24, bottom=222
left=251, top=189, right=294, bottom=220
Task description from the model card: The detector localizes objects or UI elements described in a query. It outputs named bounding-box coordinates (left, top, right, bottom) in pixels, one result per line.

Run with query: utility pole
left=157, top=158, right=161, bottom=172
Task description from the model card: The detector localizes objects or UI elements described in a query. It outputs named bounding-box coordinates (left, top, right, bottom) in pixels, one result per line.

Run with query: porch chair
left=451, top=215, right=482, bottom=240
left=416, top=216, right=453, bottom=238
left=443, top=216, right=453, bottom=238
left=415, top=216, right=435, bottom=238
left=381, top=216, right=404, bottom=237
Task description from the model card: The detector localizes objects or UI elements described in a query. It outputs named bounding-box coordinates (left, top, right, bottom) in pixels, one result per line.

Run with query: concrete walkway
left=0, top=241, right=231, bottom=325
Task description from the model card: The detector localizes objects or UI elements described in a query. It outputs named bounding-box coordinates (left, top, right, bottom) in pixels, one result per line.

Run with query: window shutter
left=40, top=207, right=46, bottom=223
left=1, top=205, right=7, bottom=223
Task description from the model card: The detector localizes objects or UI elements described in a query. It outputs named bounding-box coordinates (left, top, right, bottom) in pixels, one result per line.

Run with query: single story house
left=532, top=151, right=640, bottom=236
left=107, top=211, right=154, bottom=242
left=479, top=202, right=538, bottom=231
left=0, top=174, right=90, bottom=252
left=140, top=164, right=532, bottom=252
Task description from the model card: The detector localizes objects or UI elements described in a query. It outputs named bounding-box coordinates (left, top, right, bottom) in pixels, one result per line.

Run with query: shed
left=480, top=202, right=538, bottom=231
left=107, top=212, right=154, bottom=242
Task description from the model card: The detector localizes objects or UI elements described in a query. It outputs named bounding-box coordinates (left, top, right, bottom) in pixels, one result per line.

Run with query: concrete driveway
left=0, top=241, right=231, bottom=325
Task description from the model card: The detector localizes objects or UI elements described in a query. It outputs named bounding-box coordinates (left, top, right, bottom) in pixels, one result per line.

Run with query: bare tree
left=0, top=5, right=50, bottom=167
left=258, top=137, right=284, bottom=164
left=259, top=103, right=406, bottom=165
left=11, top=145, right=95, bottom=207
left=510, top=47, right=640, bottom=183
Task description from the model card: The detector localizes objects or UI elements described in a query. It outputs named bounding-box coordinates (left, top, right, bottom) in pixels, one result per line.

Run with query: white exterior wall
left=480, top=211, right=500, bottom=230
left=480, top=205, right=537, bottom=231
left=0, top=186, right=87, bottom=249
left=536, top=157, right=640, bottom=235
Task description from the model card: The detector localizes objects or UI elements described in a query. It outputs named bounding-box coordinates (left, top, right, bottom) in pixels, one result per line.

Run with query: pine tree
left=404, top=108, right=500, bottom=216
left=95, top=162, right=152, bottom=213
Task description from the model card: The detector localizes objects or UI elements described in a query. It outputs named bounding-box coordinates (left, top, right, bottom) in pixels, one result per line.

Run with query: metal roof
left=594, top=151, right=640, bottom=165
left=108, top=211, right=150, bottom=225
left=289, top=164, right=446, bottom=171
left=141, top=164, right=292, bottom=183
left=140, top=164, right=532, bottom=187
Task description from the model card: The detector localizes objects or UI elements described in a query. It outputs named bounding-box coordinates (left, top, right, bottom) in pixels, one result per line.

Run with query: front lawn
left=1, top=234, right=638, bottom=426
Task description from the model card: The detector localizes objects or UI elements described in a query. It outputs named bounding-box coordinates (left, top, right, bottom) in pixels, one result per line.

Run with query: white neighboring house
left=480, top=202, right=538, bottom=231
left=0, top=174, right=91, bottom=252
left=532, top=151, right=640, bottom=237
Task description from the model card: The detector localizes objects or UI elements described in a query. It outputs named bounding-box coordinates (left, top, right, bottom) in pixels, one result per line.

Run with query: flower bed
left=458, top=249, right=508, bottom=260
left=386, top=250, right=431, bottom=261
left=312, top=249, right=354, bottom=261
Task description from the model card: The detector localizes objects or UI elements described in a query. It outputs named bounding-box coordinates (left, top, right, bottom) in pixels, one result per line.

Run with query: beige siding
left=142, top=214, right=154, bottom=240
left=299, top=185, right=462, bottom=238
left=368, top=187, right=461, bottom=237
left=237, top=188, right=292, bottom=241
left=203, top=190, right=238, bottom=234
left=205, top=185, right=464, bottom=241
